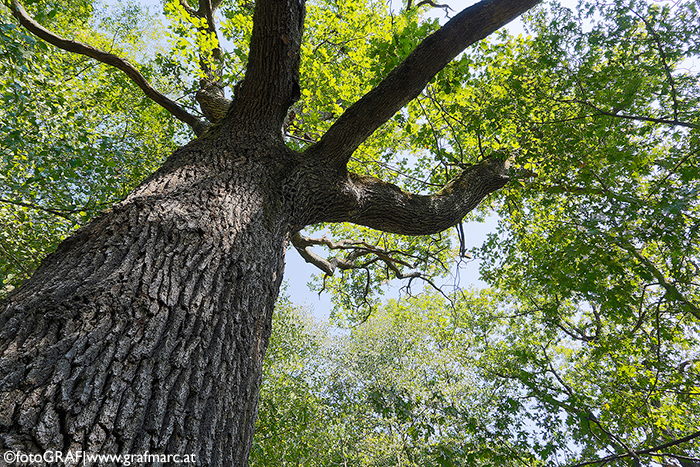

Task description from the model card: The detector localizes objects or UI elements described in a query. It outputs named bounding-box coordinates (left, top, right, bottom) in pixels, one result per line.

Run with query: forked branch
left=8, top=0, right=208, bottom=135
left=290, top=231, right=454, bottom=308
left=291, top=232, right=415, bottom=276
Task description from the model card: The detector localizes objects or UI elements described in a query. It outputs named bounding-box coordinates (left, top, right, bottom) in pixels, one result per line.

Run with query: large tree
left=0, top=0, right=541, bottom=464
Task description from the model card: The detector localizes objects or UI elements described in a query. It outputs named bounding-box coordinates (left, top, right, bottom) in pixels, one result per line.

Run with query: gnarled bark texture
left=0, top=0, right=539, bottom=464
left=0, top=135, right=292, bottom=465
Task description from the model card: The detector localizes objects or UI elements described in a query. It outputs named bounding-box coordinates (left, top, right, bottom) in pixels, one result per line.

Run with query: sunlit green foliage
left=251, top=294, right=336, bottom=465
left=0, top=1, right=186, bottom=293
left=469, top=285, right=700, bottom=465
left=474, top=0, right=700, bottom=324
left=321, top=293, right=544, bottom=467
left=253, top=2, right=699, bottom=461
left=255, top=290, right=699, bottom=466
left=254, top=293, right=536, bottom=467
left=2, top=0, right=698, bottom=463
left=310, top=0, right=700, bottom=321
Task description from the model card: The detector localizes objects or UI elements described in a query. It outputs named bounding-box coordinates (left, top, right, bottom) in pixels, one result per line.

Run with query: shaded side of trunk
left=0, top=135, right=291, bottom=466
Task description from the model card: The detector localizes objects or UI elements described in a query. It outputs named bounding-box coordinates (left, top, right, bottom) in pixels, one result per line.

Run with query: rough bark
left=0, top=127, right=507, bottom=467
left=0, top=0, right=540, bottom=464
left=0, top=135, right=295, bottom=465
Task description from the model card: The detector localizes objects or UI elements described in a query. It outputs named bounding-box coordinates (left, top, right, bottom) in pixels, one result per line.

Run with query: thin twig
left=630, top=8, right=679, bottom=121
left=559, top=98, right=698, bottom=129
left=568, top=430, right=700, bottom=467
left=0, top=197, right=77, bottom=220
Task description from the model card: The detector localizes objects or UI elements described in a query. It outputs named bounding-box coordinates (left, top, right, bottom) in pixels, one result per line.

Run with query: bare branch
left=291, top=232, right=415, bottom=276
left=175, top=0, right=232, bottom=123
left=8, top=0, right=208, bottom=136
left=198, top=0, right=217, bottom=34
left=178, top=0, right=198, bottom=16
left=291, top=231, right=458, bottom=312
left=195, top=0, right=224, bottom=78
left=407, top=0, right=452, bottom=12
left=291, top=232, right=357, bottom=276
left=415, top=0, right=451, bottom=10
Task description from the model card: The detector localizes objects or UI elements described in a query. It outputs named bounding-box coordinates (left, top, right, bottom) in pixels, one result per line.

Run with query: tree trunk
left=0, top=133, right=294, bottom=466
left=1, top=0, right=539, bottom=463
left=0, top=128, right=509, bottom=467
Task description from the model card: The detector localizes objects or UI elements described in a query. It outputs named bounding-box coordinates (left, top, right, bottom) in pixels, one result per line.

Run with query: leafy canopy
left=0, top=0, right=185, bottom=293
left=255, top=288, right=699, bottom=466
left=1, top=0, right=699, bottom=463
left=251, top=0, right=700, bottom=464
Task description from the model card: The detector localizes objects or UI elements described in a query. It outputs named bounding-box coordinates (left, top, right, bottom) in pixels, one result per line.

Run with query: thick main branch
left=229, top=0, right=305, bottom=131
left=322, top=157, right=509, bottom=235
left=307, top=0, right=541, bottom=167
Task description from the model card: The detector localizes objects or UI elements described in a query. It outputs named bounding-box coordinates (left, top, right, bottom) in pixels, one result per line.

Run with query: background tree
left=0, top=1, right=185, bottom=293
left=254, top=288, right=699, bottom=466
left=0, top=0, right=542, bottom=464
left=249, top=294, right=335, bottom=466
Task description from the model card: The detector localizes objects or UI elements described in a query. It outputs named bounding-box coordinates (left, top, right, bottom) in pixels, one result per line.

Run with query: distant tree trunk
left=0, top=133, right=296, bottom=465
